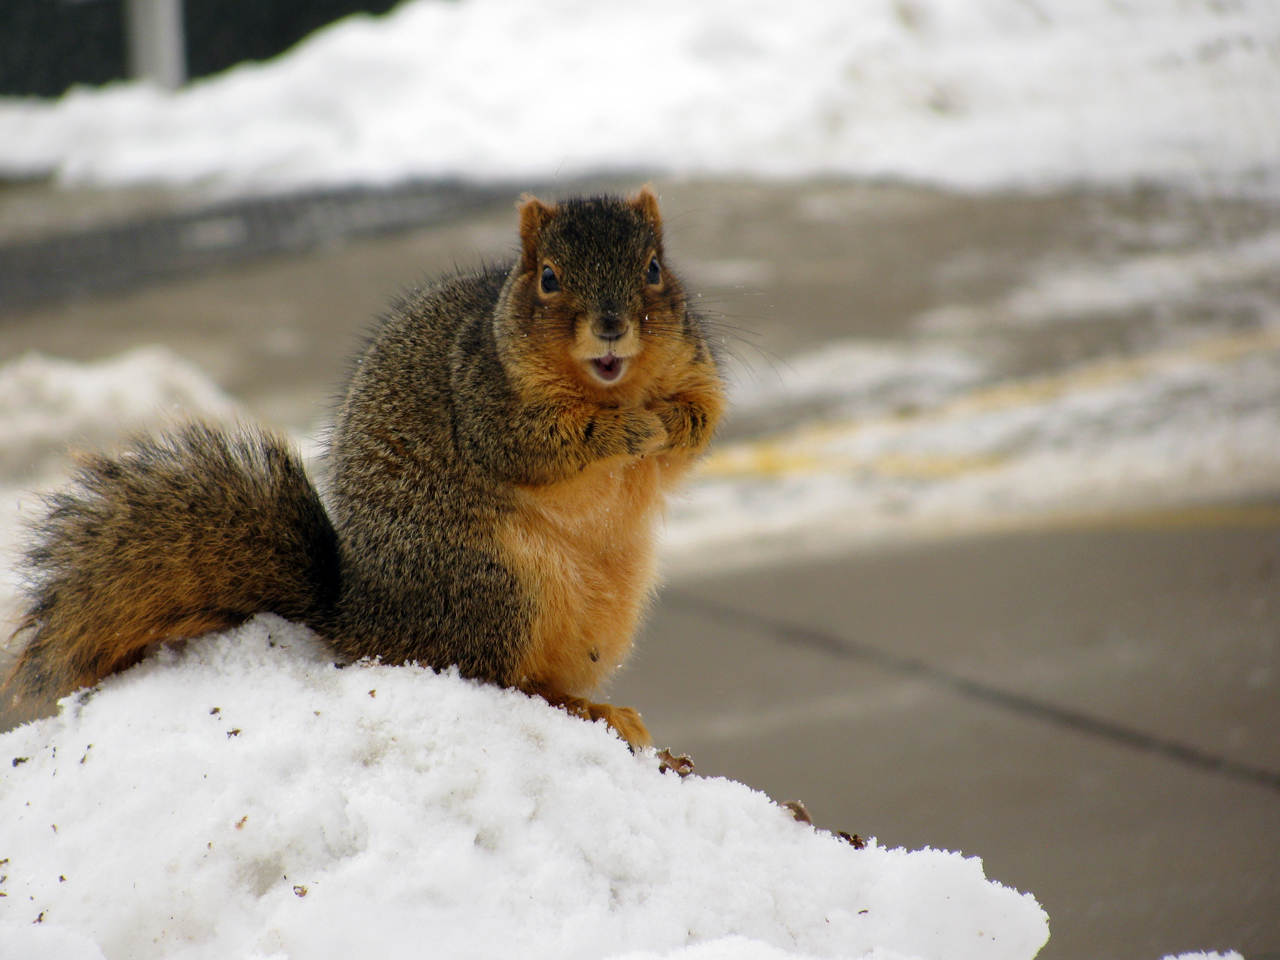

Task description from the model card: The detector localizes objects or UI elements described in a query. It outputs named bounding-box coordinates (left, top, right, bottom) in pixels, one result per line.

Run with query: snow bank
left=0, top=0, right=1276, bottom=196
left=667, top=325, right=1280, bottom=570
left=0, top=348, right=238, bottom=485
left=659, top=217, right=1280, bottom=571
left=0, top=616, right=1049, bottom=960
left=0, top=348, right=242, bottom=625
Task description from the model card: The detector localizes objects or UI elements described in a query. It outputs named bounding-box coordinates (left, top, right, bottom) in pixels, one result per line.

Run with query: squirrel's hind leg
left=522, top=682, right=653, bottom=751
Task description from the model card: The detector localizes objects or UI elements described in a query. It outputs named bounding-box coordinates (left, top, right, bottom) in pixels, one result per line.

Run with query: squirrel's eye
left=646, top=257, right=661, bottom=286
left=540, top=265, right=560, bottom=293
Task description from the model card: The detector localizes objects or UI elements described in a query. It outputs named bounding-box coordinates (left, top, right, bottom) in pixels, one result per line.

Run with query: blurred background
left=1, top=2, right=1278, bottom=958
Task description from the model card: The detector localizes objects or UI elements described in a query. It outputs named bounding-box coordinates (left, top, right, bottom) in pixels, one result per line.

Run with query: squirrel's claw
left=593, top=703, right=652, bottom=751
left=526, top=686, right=654, bottom=751
left=575, top=700, right=652, bottom=751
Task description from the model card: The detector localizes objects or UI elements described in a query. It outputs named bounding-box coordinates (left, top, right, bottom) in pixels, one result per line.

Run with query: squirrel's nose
left=593, top=312, right=628, bottom=341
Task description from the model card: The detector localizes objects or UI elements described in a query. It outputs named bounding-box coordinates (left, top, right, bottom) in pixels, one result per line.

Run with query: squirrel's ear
left=629, top=186, right=664, bottom=242
left=517, top=194, right=555, bottom=271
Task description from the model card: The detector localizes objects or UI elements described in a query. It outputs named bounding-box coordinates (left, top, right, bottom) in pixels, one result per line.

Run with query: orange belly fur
left=501, top=448, right=698, bottom=697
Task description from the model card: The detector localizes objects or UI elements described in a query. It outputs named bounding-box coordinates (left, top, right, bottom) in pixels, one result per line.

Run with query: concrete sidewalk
left=612, top=519, right=1280, bottom=960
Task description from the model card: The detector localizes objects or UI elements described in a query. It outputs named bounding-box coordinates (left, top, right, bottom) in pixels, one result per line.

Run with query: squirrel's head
left=499, top=188, right=688, bottom=394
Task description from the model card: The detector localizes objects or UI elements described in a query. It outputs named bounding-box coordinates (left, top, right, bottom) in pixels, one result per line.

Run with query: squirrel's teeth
left=592, top=354, right=624, bottom=383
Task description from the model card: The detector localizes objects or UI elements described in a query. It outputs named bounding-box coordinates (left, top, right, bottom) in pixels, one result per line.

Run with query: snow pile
left=0, top=616, right=1050, bottom=960
left=0, top=0, right=1276, bottom=196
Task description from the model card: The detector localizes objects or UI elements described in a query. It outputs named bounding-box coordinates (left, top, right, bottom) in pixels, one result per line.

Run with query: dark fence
left=1, top=0, right=401, bottom=98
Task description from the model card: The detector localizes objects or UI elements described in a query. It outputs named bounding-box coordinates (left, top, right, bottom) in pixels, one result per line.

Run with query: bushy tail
left=4, top=422, right=340, bottom=701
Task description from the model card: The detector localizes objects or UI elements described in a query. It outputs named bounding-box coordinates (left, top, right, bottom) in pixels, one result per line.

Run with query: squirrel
left=3, top=188, right=726, bottom=750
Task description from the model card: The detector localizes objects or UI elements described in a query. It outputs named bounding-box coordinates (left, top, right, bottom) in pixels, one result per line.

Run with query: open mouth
left=590, top=354, right=625, bottom=383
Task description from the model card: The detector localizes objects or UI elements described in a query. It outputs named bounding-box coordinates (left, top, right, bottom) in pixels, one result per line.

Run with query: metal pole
left=126, top=0, right=186, bottom=89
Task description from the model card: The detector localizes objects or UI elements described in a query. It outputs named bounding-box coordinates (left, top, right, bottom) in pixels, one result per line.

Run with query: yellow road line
left=1072, top=503, right=1280, bottom=532
left=700, top=327, right=1280, bottom=481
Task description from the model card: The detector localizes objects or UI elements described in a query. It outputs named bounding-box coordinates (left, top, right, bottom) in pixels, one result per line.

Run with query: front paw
left=645, top=398, right=705, bottom=451
left=624, top=409, right=668, bottom=457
